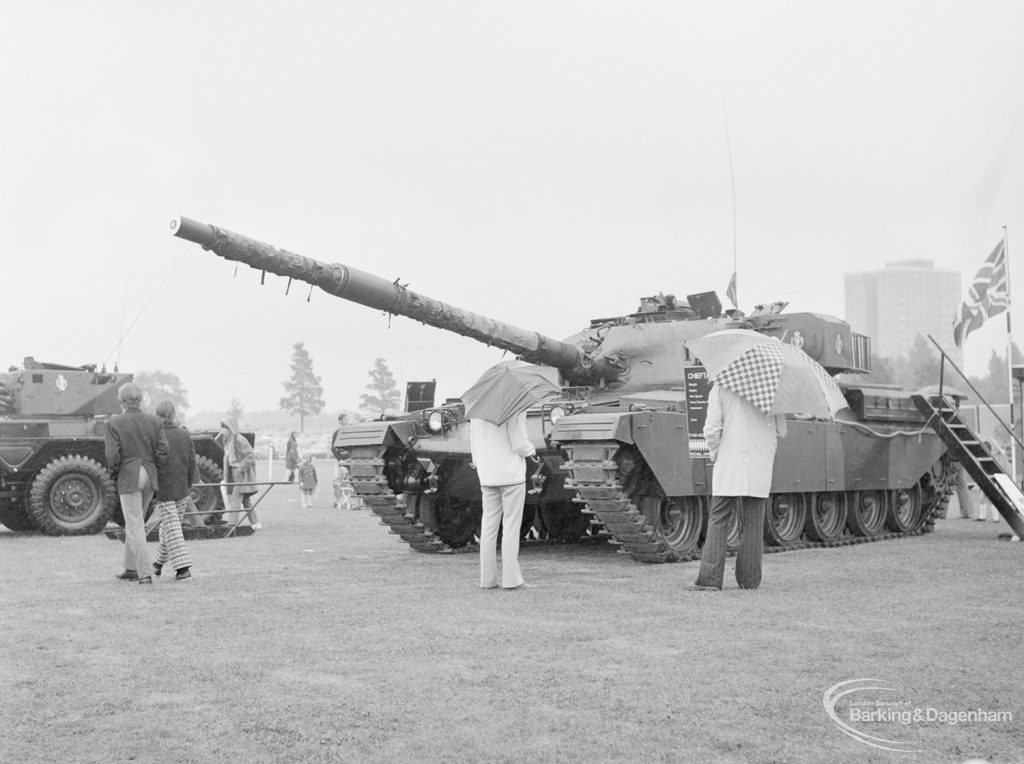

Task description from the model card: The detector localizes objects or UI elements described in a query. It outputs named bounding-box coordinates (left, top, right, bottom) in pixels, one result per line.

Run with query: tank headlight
left=548, top=405, right=567, bottom=424
left=426, top=410, right=445, bottom=433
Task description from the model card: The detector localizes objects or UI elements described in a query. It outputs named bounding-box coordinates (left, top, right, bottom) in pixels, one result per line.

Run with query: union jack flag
left=953, top=240, right=1008, bottom=348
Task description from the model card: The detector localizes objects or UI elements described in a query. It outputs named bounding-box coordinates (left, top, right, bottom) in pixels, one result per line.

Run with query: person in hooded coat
left=219, top=417, right=262, bottom=529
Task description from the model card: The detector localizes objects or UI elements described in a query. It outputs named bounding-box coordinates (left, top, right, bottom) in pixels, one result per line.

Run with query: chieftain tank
left=0, top=358, right=228, bottom=535
left=172, top=215, right=954, bottom=562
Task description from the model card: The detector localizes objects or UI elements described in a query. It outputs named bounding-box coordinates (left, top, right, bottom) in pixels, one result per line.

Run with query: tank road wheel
left=725, top=508, right=742, bottom=553
left=433, top=493, right=481, bottom=548
left=885, top=484, right=925, bottom=532
left=641, top=496, right=705, bottom=557
left=191, top=455, right=225, bottom=525
left=27, top=455, right=116, bottom=535
left=805, top=492, right=848, bottom=543
left=763, top=493, right=808, bottom=547
left=537, top=501, right=593, bottom=541
left=847, top=490, right=888, bottom=537
left=0, top=498, right=37, bottom=532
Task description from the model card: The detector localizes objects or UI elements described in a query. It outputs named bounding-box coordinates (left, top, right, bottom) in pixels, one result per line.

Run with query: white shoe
left=251, top=523, right=263, bottom=530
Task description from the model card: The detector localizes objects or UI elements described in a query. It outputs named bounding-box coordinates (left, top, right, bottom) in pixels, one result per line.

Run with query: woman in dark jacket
left=152, top=400, right=196, bottom=580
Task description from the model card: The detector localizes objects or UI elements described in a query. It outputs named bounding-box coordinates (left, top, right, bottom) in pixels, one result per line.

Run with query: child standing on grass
left=298, top=454, right=318, bottom=508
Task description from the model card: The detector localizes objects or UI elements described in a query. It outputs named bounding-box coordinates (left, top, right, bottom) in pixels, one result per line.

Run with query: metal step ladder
left=911, top=393, right=1024, bottom=538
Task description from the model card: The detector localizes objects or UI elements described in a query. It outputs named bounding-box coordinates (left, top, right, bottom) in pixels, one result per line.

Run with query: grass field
left=2, top=462, right=1022, bottom=763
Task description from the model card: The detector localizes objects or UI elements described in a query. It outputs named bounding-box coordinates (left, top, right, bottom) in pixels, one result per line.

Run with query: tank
left=172, top=216, right=954, bottom=561
left=0, top=358, right=229, bottom=535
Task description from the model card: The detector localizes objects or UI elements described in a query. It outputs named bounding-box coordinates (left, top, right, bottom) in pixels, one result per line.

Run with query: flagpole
left=1003, top=225, right=1017, bottom=484
left=724, top=104, right=738, bottom=309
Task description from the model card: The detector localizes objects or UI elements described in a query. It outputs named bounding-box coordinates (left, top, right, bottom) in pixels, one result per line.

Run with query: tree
left=359, top=357, right=401, bottom=417
left=227, top=398, right=245, bottom=421
left=133, top=370, right=190, bottom=415
left=900, top=335, right=942, bottom=391
left=279, top=342, right=325, bottom=431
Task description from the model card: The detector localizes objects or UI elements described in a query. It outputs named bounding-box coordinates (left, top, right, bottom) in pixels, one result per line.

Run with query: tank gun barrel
left=170, top=216, right=582, bottom=372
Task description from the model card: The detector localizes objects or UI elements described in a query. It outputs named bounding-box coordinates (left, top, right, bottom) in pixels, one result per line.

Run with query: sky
left=3, top=1, right=1023, bottom=417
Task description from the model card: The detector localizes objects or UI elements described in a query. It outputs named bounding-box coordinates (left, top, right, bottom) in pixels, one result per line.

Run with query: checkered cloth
left=154, top=498, right=192, bottom=571
left=717, top=343, right=784, bottom=414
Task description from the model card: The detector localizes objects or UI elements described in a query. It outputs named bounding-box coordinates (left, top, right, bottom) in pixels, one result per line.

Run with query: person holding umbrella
left=694, top=383, right=787, bottom=590
left=463, top=361, right=557, bottom=590
left=688, top=329, right=847, bottom=590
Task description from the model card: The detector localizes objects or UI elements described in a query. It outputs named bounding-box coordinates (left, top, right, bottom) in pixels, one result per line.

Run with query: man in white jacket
left=470, top=410, right=536, bottom=590
left=695, top=383, right=787, bottom=590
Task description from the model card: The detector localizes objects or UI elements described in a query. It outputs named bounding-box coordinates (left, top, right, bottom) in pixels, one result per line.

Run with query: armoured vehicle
left=0, top=358, right=227, bottom=535
left=172, top=215, right=954, bottom=561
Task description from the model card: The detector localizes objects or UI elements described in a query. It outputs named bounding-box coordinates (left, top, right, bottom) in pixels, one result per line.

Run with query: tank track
left=346, top=445, right=459, bottom=553
left=562, top=440, right=954, bottom=564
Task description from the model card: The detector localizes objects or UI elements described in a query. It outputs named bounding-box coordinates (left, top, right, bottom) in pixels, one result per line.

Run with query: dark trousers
left=695, top=495, right=766, bottom=590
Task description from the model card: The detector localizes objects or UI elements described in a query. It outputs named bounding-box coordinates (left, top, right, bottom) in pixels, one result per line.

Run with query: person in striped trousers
left=695, top=384, right=787, bottom=591
left=152, top=400, right=195, bottom=581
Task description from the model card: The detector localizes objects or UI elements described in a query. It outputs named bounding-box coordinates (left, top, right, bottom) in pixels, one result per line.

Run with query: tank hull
left=335, top=382, right=951, bottom=561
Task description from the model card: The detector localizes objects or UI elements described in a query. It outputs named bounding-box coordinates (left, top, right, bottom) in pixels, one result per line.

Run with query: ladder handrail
left=926, top=334, right=1024, bottom=454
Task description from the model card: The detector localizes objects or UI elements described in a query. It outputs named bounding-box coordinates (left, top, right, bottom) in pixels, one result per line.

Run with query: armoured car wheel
left=641, top=496, right=704, bottom=556
left=27, top=455, right=116, bottom=535
left=432, top=493, right=481, bottom=548
left=805, top=492, right=848, bottom=542
left=763, top=493, right=808, bottom=547
left=537, top=501, right=593, bottom=541
left=0, top=498, right=37, bottom=532
left=885, top=484, right=924, bottom=532
left=191, top=455, right=224, bottom=525
left=847, top=490, right=887, bottom=537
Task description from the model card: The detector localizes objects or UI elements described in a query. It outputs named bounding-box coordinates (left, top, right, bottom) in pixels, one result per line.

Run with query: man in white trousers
left=470, top=410, right=536, bottom=590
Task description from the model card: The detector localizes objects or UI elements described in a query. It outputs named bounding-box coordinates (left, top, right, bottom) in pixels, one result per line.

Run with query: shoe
left=138, top=576, right=153, bottom=585
left=503, top=583, right=527, bottom=590
left=975, top=518, right=987, bottom=522
left=153, top=562, right=163, bottom=577
left=175, top=568, right=192, bottom=581
left=689, top=583, right=721, bottom=591
left=116, top=570, right=139, bottom=581
left=252, top=523, right=263, bottom=530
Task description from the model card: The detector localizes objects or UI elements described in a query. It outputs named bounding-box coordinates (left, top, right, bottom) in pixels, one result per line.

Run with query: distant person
left=285, top=432, right=299, bottom=482
left=298, top=454, right=318, bottom=508
left=331, top=413, right=349, bottom=461
left=694, top=383, right=787, bottom=591
left=470, top=411, right=536, bottom=590
left=219, top=418, right=262, bottom=529
left=105, top=382, right=168, bottom=585
left=333, top=460, right=353, bottom=510
left=152, top=400, right=195, bottom=581
left=951, top=462, right=977, bottom=520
